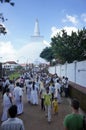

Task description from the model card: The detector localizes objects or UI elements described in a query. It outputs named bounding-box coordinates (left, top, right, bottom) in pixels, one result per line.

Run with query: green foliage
left=40, top=28, right=86, bottom=63
left=9, top=72, right=20, bottom=80
left=40, top=47, right=54, bottom=63
left=15, top=65, right=24, bottom=71
left=0, top=0, right=14, bottom=35
left=0, top=0, right=14, bottom=6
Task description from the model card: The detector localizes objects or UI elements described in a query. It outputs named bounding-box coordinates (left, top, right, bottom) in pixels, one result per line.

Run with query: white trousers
left=45, top=105, right=51, bottom=122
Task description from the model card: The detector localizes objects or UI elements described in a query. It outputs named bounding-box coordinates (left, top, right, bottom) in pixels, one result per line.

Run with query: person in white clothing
left=30, top=81, right=39, bottom=105
left=13, top=82, right=23, bottom=115
left=1, top=105, right=25, bottom=130
left=8, top=80, right=15, bottom=95
left=1, top=88, right=13, bottom=122
left=26, top=81, right=32, bottom=103
left=24, top=78, right=30, bottom=93
left=54, top=79, right=62, bottom=103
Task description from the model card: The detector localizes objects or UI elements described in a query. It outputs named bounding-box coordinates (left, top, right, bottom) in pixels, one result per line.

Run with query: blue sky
left=0, top=0, right=86, bottom=63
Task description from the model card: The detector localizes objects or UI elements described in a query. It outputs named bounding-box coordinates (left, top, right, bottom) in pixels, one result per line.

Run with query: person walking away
left=52, top=97, right=58, bottom=115
left=13, top=82, right=23, bottom=115
left=30, top=81, right=39, bottom=105
left=64, top=77, right=69, bottom=97
left=1, top=88, right=13, bottom=122
left=44, top=87, right=52, bottom=123
left=54, top=79, right=62, bottom=103
left=39, top=81, right=46, bottom=110
left=26, top=81, right=32, bottom=103
left=63, top=98, right=83, bottom=130
left=8, top=80, right=15, bottom=96
left=1, top=105, right=25, bottom=130
left=19, top=77, right=24, bottom=88
left=57, top=89, right=61, bottom=104
left=49, top=83, right=55, bottom=101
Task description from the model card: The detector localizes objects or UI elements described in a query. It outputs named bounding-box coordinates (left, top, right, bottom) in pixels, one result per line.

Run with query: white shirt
left=13, top=86, right=23, bottom=101
left=1, top=117, right=25, bottom=130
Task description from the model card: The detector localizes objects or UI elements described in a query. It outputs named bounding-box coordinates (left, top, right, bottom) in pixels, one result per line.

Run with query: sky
left=0, top=0, right=86, bottom=64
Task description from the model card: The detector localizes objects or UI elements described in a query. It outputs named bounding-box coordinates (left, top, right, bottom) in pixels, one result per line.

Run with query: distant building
left=2, top=61, right=18, bottom=71
left=20, top=63, right=27, bottom=70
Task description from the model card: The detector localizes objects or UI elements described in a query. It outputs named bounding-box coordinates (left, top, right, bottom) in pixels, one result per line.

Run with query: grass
left=9, top=72, right=20, bottom=80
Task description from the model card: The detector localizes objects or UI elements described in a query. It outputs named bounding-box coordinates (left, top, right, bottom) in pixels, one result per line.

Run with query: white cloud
left=17, top=40, right=48, bottom=63
left=62, top=14, right=78, bottom=25
left=43, top=40, right=51, bottom=47
left=0, top=25, right=78, bottom=64
left=0, top=41, right=17, bottom=61
left=51, top=26, right=78, bottom=38
left=81, top=13, right=86, bottom=22
left=0, top=40, right=49, bottom=63
left=51, top=27, right=61, bottom=38
left=63, top=26, right=78, bottom=35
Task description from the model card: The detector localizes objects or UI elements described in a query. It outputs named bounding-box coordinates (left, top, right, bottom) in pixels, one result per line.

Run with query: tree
left=51, top=30, right=70, bottom=63
left=0, top=0, right=14, bottom=35
left=40, top=28, right=86, bottom=64
left=40, top=47, right=54, bottom=64
left=51, top=28, right=86, bottom=63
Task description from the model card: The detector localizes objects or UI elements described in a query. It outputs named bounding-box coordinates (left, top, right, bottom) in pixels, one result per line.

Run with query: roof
left=4, top=61, right=17, bottom=64
left=20, top=64, right=26, bottom=67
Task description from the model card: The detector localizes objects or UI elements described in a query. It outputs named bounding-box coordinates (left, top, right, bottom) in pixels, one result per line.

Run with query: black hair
left=8, top=105, right=17, bottom=118
left=71, top=98, right=79, bottom=110
left=3, top=87, right=10, bottom=95
left=6, top=88, right=10, bottom=92
left=16, top=82, right=20, bottom=86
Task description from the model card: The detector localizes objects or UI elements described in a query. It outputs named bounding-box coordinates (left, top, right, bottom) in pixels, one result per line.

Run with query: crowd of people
left=0, top=67, right=85, bottom=130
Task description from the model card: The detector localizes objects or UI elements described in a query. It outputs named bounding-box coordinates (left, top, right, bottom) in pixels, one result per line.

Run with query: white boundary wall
left=48, top=60, right=86, bottom=87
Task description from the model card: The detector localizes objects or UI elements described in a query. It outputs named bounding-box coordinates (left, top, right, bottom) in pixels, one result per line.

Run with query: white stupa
left=18, top=19, right=48, bottom=64
left=29, top=19, right=47, bottom=64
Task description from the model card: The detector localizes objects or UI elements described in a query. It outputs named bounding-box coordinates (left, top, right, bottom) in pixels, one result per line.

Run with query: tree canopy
left=0, top=0, right=14, bottom=35
left=40, top=47, right=54, bottom=64
left=40, top=28, right=86, bottom=64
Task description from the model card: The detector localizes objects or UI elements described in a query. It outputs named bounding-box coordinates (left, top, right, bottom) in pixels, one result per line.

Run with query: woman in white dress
left=1, top=88, right=13, bottom=122
left=26, top=81, right=32, bottom=103
left=13, top=82, right=23, bottom=115
left=30, top=81, right=39, bottom=105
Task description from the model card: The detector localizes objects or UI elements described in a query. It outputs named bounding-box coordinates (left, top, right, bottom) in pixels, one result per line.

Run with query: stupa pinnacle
left=34, top=19, right=40, bottom=36
left=28, top=19, right=47, bottom=64
left=31, top=19, right=43, bottom=42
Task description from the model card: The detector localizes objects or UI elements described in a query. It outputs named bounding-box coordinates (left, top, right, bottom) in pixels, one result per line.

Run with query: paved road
left=0, top=90, right=72, bottom=130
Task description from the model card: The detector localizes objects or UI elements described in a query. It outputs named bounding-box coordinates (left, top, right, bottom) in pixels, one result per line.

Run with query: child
left=52, top=97, right=58, bottom=115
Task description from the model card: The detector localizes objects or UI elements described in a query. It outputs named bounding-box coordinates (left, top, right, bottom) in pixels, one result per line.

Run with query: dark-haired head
left=6, top=88, right=10, bottom=92
left=71, top=98, right=79, bottom=110
left=16, top=82, right=20, bottom=87
left=8, top=105, right=17, bottom=118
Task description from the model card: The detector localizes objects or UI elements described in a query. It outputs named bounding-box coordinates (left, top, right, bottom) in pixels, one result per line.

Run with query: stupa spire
left=34, top=19, right=40, bottom=36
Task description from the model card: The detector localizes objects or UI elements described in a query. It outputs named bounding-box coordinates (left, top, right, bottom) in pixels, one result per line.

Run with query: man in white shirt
left=1, top=105, right=25, bottom=130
